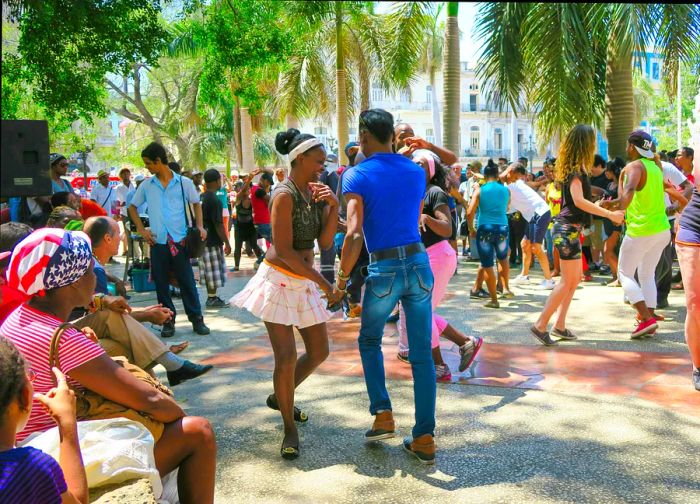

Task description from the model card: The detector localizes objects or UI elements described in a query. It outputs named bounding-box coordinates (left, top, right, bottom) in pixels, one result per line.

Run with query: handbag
left=49, top=322, right=172, bottom=441
left=180, top=179, right=205, bottom=258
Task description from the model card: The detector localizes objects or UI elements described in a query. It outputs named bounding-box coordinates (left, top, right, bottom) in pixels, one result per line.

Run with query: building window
left=314, top=126, right=328, bottom=136
left=371, top=84, right=383, bottom=103
left=494, top=128, right=502, bottom=150
left=399, top=88, right=411, bottom=103
left=469, top=94, right=477, bottom=112
left=652, top=62, right=659, bottom=80
left=426, top=85, right=432, bottom=104
left=470, top=126, right=479, bottom=150
left=426, top=128, right=434, bottom=144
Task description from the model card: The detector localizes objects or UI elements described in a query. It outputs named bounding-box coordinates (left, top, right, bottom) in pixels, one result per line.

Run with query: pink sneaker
left=631, top=318, right=658, bottom=339
left=435, top=364, right=452, bottom=383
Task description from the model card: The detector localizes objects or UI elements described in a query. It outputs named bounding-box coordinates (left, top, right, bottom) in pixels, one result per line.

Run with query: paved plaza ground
left=109, top=253, right=700, bottom=503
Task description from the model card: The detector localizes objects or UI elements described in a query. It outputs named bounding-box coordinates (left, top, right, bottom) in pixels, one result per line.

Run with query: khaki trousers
left=74, top=310, right=168, bottom=370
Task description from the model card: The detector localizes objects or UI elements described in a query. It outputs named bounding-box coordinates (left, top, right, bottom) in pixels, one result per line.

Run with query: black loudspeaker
left=1, top=120, right=52, bottom=197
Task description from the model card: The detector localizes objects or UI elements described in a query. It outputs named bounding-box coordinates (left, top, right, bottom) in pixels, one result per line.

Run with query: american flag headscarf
left=5, top=228, right=93, bottom=297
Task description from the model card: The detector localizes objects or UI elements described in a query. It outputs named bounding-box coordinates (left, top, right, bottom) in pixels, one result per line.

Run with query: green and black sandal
left=266, top=394, right=308, bottom=423
left=280, top=444, right=300, bottom=460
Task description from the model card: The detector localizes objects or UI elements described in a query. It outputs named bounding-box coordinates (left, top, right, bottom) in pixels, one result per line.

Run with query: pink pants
left=399, top=240, right=457, bottom=352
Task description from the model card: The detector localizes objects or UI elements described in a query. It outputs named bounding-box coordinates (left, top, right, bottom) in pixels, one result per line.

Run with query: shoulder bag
left=179, top=179, right=205, bottom=258
left=50, top=322, right=172, bottom=441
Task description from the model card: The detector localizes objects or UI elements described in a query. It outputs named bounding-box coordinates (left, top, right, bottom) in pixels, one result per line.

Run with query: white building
left=299, top=61, right=541, bottom=163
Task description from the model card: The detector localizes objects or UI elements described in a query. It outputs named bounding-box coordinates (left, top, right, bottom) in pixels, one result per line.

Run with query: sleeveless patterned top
left=270, top=179, right=325, bottom=250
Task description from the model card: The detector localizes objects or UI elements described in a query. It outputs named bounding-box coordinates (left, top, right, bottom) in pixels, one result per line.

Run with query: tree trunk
left=336, top=3, right=349, bottom=165
left=360, top=66, right=370, bottom=112
left=286, top=114, right=299, bottom=130
left=605, top=50, right=635, bottom=160
left=173, top=136, right=189, bottom=166
left=443, top=2, right=460, bottom=156
left=233, top=97, right=243, bottom=171
left=240, top=107, right=255, bottom=174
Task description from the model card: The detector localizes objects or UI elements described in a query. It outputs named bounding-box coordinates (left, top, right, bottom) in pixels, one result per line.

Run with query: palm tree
left=276, top=1, right=431, bottom=165
left=475, top=3, right=700, bottom=158
left=442, top=2, right=460, bottom=155
left=419, top=3, right=445, bottom=146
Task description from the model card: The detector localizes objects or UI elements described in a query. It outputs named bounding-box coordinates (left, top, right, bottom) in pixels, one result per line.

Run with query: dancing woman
left=231, top=129, right=344, bottom=459
left=530, top=125, right=625, bottom=345
left=397, top=150, right=484, bottom=382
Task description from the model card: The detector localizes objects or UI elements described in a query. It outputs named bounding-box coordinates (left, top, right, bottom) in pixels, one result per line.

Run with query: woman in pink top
left=0, top=228, right=217, bottom=504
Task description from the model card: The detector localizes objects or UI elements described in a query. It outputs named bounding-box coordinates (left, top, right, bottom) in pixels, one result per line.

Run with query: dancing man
left=338, top=109, right=437, bottom=465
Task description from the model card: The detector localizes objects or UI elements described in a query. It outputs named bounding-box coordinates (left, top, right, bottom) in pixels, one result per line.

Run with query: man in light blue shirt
left=129, top=142, right=210, bottom=338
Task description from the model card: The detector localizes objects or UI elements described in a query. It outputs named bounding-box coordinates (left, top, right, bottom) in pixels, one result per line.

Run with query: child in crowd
left=0, top=338, right=88, bottom=504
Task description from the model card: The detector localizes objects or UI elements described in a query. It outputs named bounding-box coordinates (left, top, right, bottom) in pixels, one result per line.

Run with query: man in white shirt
left=115, top=168, right=136, bottom=255
left=502, top=163, right=555, bottom=289
left=458, top=161, right=482, bottom=259
left=90, top=170, right=119, bottom=216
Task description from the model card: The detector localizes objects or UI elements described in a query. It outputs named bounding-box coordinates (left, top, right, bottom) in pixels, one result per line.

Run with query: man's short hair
left=141, top=142, right=168, bottom=164
left=593, top=154, right=606, bottom=168
left=84, top=216, right=116, bottom=248
left=359, top=109, right=394, bottom=144
left=204, top=168, right=221, bottom=183
left=518, top=156, right=528, bottom=163
left=681, top=146, right=695, bottom=159
left=51, top=191, right=74, bottom=208
left=168, top=161, right=181, bottom=174
left=260, top=172, right=274, bottom=184
left=511, top=163, right=528, bottom=176
left=119, top=167, right=131, bottom=177
left=46, top=206, right=80, bottom=228
left=0, top=222, right=33, bottom=268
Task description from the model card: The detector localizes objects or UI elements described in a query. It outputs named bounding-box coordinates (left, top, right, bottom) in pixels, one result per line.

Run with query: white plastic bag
left=22, top=418, right=163, bottom=497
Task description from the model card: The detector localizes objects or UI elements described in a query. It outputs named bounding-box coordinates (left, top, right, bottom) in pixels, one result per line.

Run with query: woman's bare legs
left=534, top=259, right=581, bottom=332
left=295, top=322, right=330, bottom=387
left=498, top=258, right=511, bottom=292
left=484, top=266, right=498, bottom=302
left=265, top=322, right=299, bottom=450
left=604, top=231, right=620, bottom=280
left=154, top=417, right=216, bottom=504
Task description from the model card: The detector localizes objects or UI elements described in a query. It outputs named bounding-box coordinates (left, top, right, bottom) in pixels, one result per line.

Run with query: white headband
left=288, top=138, right=323, bottom=165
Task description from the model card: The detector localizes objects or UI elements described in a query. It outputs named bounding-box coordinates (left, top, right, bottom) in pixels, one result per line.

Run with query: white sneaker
left=512, top=275, right=530, bottom=284
left=540, top=279, right=556, bottom=290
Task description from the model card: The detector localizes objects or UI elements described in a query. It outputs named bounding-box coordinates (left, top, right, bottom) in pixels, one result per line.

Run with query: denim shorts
left=552, top=221, right=582, bottom=260
left=476, top=224, right=510, bottom=268
left=524, top=210, right=551, bottom=244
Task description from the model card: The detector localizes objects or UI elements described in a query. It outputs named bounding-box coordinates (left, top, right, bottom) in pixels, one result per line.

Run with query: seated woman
left=0, top=228, right=216, bottom=504
left=0, top=337, right=89, bottom=504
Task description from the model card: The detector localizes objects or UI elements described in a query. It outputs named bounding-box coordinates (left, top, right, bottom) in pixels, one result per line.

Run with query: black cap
left=627, top=130, right=655, bottom=159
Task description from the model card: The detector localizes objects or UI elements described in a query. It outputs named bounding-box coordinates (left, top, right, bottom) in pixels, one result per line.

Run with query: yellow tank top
left=624, top=158, right=669, bottom=237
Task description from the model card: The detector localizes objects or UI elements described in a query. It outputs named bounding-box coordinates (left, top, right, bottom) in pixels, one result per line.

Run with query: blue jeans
left=476, top=224, right=509, bottom=268
left=359, top=250, right=436, bottom=438
left=254, top=223, right=272, bottom=264
left=151, top=243, right=203, bottom=323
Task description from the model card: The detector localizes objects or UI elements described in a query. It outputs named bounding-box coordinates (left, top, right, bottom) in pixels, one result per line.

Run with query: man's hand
left=608, top=210, right=625, bottom=225
left=140, top=304, right=173, bottom=325
left=404, top=137, right=432, bottom=151
left=309, top=182, right=339, bottom=208
left=198, top=226, right=207, bottom=241
left=419, top=214, right=430, bottom=233
left=114, top=280, right=128, bottom=298
left=224, top=242, right=232, bottom=255
left=34, top=367, right=77, bottom=428
left=80, top=327, right=99, bottom=344
left=102, top=295, right=132, bottom=314
left=139, top=228, right=155, bottom=246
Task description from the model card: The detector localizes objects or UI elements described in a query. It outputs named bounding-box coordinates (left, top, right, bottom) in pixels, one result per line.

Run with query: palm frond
left=475, top=2, right=531, bottom=113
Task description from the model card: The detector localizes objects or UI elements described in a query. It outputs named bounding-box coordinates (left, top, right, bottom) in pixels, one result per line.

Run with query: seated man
left=1, top=227, right=217, bottom=502
left=46, top=205, right=83, bottom=229
left=0, top=221, right=212, bottom=387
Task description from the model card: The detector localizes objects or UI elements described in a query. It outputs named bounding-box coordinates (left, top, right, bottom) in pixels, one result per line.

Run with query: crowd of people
left=1, top=107, right=698, bottom=502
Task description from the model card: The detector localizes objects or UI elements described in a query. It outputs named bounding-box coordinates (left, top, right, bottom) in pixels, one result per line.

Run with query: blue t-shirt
left=342, top=152, right=425, bottom=253
left=0, top=446, right=67, bottom=504
left=94, top=259, right=109, bottom=295
left=478, top=181, right=510, bottom=227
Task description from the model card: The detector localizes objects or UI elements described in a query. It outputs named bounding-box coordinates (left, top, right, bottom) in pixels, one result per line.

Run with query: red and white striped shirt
left=0, top=304, right=105, bottom=442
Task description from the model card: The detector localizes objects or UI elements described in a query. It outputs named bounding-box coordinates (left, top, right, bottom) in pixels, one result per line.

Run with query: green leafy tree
left=475, top=3, right=700, bottom=157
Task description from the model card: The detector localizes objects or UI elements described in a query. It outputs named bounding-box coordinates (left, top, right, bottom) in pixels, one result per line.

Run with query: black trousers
left=655, top=227, right=675, bottom=303
left=508, top=212, right=527, bottom=263
left=151, top=243, right=202, bottom=323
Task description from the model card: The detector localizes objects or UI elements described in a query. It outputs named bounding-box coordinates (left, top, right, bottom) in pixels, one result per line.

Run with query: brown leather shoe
left=403, top=434, right=436, bottom=465
left=365, top=410, right=396, bottom=441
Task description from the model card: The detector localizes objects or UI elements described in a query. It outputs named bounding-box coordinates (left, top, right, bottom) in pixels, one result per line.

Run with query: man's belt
left=370, top=242, right=425, bottom=263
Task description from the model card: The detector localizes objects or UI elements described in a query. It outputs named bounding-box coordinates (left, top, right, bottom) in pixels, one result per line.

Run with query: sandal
left=267, top=394, right=308, bottom=423
left=280, top=444, right=299, bottom=460
left=169, top=341, right=189, bottom=354
left=551, top=328, right=577, bottom=340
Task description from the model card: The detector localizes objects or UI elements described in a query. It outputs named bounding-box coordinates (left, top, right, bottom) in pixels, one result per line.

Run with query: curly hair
left=555, top=124, right=596, bottom=183
left=0, top=337, right=29, bottom=415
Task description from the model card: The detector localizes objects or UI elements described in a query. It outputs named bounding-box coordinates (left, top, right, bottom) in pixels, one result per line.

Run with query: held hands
left=103, top=295, right=132, bottom=314
left=34, top=367, right=77, bottom=428
left=608, top=210, right=625, bottom=225
left=309, top=183, right=339, bottom=209
left=141, top=304, right=173, bottom=325
left=322, top=283, right=346, bottom=311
